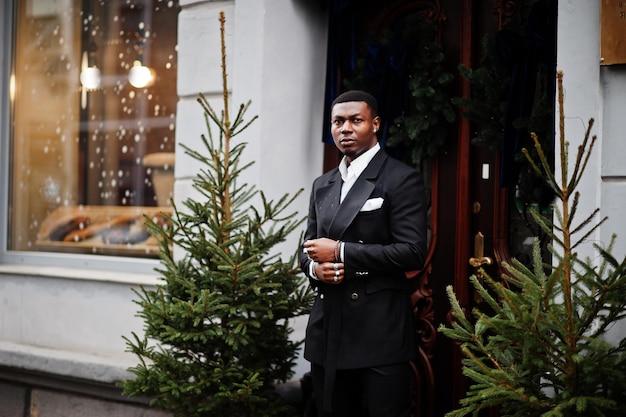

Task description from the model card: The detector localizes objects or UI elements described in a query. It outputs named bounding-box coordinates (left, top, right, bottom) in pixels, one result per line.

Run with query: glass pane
left=10, top=0, right=178, bottom=257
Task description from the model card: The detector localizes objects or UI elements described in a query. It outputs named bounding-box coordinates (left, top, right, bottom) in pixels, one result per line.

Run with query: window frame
left=0, top=0, right=164, bottom=277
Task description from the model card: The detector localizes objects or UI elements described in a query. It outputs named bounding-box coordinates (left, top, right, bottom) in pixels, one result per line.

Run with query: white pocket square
left=360, top=197, right=384, bottom=212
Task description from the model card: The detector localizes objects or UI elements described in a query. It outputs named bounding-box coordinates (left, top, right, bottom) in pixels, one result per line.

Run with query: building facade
left=0, top=1, right=624, bottom=416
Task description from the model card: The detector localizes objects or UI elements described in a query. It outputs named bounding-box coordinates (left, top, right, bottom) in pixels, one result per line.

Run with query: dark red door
left=322, top=1, right=556, bottom=415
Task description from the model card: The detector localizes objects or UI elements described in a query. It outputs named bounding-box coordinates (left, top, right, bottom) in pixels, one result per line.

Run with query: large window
left=9, top=0, right=178, bottom=258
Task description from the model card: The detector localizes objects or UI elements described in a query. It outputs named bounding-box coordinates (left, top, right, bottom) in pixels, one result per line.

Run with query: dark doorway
left=322, top=1, right=557, bottom=415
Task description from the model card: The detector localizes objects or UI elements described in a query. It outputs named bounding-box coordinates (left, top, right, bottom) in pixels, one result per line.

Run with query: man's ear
left=373, top=116, right=381, bottom=132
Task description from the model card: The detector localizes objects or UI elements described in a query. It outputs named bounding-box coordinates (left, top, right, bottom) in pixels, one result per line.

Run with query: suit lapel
left=328, top=151, right=387, bottom=238
left=315, top=170, right=342, bottom=236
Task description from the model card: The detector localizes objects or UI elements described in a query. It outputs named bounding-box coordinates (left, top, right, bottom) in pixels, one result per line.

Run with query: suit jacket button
left=350, top=292, right=359, bottom=301
left=320, top=293, right=324, bottom=300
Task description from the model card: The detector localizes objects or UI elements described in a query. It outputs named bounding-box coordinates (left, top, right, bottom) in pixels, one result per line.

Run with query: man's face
left=331, top=101, right=380, bottom=163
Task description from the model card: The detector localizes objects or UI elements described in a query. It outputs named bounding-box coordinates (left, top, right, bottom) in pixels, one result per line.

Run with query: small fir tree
left=440, top=71, right=626, bottom=416
left=122, top=11, right=314, bottom=417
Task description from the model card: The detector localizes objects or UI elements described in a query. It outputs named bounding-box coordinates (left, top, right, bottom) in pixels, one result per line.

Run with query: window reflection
left=10, top=0, right=179, bottom=257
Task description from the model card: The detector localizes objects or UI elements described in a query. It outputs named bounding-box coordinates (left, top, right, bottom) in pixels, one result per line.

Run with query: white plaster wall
left=174, top=0, right=327, bottom=378
left=0, top=272, right=144, bottom=360
left=558, top=3, right=626, bottom=341
left=176, top=0, right=326, bottom=238
left=556, top=2, right=603, bottom=257
left=231, top=0, right=327, bottom=269
left=599, top=66, right=626, bottom=259
left=558, top=2, right=626, bottom=259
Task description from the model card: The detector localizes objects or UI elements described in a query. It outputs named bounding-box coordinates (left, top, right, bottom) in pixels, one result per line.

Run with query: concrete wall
left=0, top=381, right=170, bottom=417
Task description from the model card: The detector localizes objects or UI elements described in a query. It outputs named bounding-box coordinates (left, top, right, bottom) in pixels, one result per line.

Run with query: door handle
left=469, top=231, right=493, bottom=267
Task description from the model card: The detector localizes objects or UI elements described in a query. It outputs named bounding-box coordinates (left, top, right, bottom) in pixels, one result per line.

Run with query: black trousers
left=310, top=362, right=412, bottom=417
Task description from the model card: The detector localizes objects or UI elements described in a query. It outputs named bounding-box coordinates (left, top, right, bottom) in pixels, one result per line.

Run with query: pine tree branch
left=567, top=120, right=596, bottom=193
left=557, top=71, right=568, bottom=195
left=524, top=133, right=562, bottom=199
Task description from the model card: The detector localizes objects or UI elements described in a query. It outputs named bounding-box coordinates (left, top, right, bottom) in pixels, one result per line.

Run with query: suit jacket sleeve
left=300, top=177, right=321, bottom=286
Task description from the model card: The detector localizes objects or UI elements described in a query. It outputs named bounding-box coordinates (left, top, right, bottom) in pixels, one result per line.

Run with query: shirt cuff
left=340, top=242, right=345, bottom=262
left=309, top=261, right=319, bottom=280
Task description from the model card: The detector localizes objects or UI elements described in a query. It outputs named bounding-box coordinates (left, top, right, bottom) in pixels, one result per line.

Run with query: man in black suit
left=301, top=90, right=428, bottom=417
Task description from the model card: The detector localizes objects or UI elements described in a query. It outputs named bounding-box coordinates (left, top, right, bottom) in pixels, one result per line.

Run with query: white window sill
left=0, top=263, right=161, bottom=286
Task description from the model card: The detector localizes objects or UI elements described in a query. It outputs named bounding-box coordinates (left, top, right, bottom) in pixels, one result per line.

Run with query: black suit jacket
left=301, top=149, right=427, bottom=370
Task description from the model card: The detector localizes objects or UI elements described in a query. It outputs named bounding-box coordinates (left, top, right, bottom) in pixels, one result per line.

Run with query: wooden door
left=322, top=0, right=556, bottom=415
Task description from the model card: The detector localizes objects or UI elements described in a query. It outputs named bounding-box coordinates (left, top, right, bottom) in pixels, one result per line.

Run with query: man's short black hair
left=331, top=90, right=378, bottom=116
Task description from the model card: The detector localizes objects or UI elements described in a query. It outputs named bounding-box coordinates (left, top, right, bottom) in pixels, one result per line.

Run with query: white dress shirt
left=309, top=143, right=381, bottom=279
left=338, top=143, right=381, bottom=203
